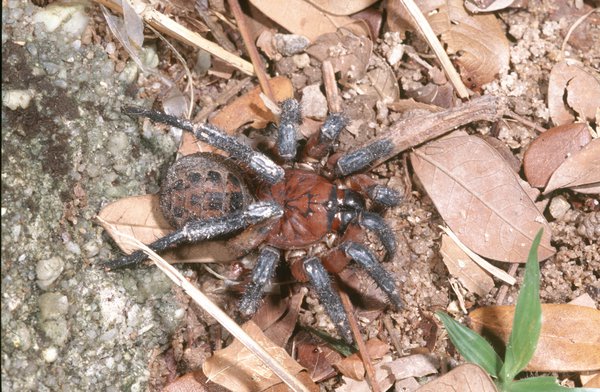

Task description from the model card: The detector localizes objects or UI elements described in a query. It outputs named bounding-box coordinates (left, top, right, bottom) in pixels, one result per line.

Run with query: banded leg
left=105, top=201, right=283, bottom=269
left=358, top=212, right=397, bottom=260
left=122, top=106, right=284, bottom=184
left=304, top=257, right=352, bottom=343
left=305, top=112, right=348, bottom=159
left=335, top=139, right=394, bottom=177
left=341, top=241, right=403, bottom=309
left=347, top=174, right=403, bottom=207
left=277, top=99, right=301, bottom=161
left=239, top=246, right=281, bottom=317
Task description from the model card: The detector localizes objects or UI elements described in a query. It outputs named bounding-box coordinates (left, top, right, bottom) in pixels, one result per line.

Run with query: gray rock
left=39, top=293, right=69, bottom=321
left=36, top=257, right=64, bottom=290
left=40, top=318, right=69, bottom=347
left=300, top=84, right=328, bottom=120
left=273, top=33, right=310, bottom=56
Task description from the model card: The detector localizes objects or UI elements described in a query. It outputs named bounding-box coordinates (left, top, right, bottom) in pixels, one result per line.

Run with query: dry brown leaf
left=405, top=82, right=455, bottom=109
left=304, top=0, right=378, bottom=16
left=294, top=331, right=342, bottom=382
left=544, top=138, right=600, bottom=195
left=410, top=133, right=555, bottom=263
left=97, top=194, right=238, bottom=262
left=306, top=30, right=373, bottom=87
left=335, top=339, right=390, bottom=380
left=426, top=0, right=510, bottom=90
left=261, top=289, right=306, bottom=346
left=362, top=54, right=400, bottom=102
left=179, top=76, right=293, bottom=156
left=548, top=61, right=600, bottom=126
left=387, top=99, right=444, bottom=113
left=440, top=234, right=495, bottom=297
left=523, top=123, right=592, bottom=188
left=163, top=369, right=229, bottom=392
left=383, top=353, right=440, bottom=379
left=415, top=363, right=497, bottom=392
left=470, top=304, right=600, bottom=372
left=203, top=321, right=318, bottom=392
left=336, top=359, right=396, bottom=392
left=248, top=0, right=368, bottom=41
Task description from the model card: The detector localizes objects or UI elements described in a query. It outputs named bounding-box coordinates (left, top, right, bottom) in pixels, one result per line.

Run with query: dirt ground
left=1, top=0, right=598, bottom=391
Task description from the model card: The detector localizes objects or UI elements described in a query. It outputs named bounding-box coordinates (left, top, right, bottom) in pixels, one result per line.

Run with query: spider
left=105, top=99, right=403, bottom=342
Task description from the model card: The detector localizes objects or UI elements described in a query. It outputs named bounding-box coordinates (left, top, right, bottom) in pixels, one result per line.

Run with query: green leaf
left=436, top=311, right=503, bottom=378
left=503, top=377, right=599, bottom=392
left=500, top=229, right=544, bottom=383
left=302, top=326, right=356, bottom=356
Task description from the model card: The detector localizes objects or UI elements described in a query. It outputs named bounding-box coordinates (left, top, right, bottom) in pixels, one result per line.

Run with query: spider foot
left=239, top=247, right=281, bottom=317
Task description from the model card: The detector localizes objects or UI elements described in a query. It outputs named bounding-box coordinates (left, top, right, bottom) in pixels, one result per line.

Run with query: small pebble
left=549, top=195, right=570, bottom=220
left=43, top=347, right=58, bottom=363
left=300, top=84, right=328, bottom=120
left=36, top=257, right=64, bottom=290
left=273, top=33, right=309, bottom=56
left=292, top=53, right=310, bottom=69
left=2, top=90, right=35, bottom=110
left=39, top=292, right=69, bottom=321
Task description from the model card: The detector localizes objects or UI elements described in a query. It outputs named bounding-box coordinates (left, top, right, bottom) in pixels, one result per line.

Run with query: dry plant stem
left=505, top=111, right=547, bottom=134
left=97, top=218, right=309, bottom=392
left=322, top=60, right=342, bottom=113
left=370, top=95, right=505, bottom=169
left=382, top=315, right=403, bottom=355
left=338, top=289, right=381, bottom=392
left=195, top=1, right=237, bottom=53
left=227, top=0, right=276, bottom=103
left=495, top=263, right=519, bottom=305
left=398, top=0, right=470, bottom=98
left=93, top=0, right=254, bottom=75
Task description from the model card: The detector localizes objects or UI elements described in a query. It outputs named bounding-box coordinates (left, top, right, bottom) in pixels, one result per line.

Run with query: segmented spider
left=105, top=99, right=403, bottom=342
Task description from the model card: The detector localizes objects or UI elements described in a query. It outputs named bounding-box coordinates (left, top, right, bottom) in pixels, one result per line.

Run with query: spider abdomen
left=258, top=169, right=337, bottom=249
left=159, top=152, right=254, bottom=228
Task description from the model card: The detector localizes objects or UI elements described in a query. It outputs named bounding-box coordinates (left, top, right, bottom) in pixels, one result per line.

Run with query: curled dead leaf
left=415, top=363, right=497, bottom=392
left=523, top=123, right=592, bottom=188
left=470, top=304, right=600, bottom=372
left=304, top=0, right=378, bottom=16
left=411, top=133, right=555, bottom=263
left=335, top=339, right=390, bottom=380
left=548, top=61, right=600, bottom=126
left=544, top=138, right=600, bottom=195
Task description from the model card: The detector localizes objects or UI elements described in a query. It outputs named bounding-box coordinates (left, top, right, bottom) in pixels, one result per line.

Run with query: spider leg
left=122, top=106, right=284, bottom=184
left=358, top=212, right=397, bottom=260
left=277, top=99, right=301, bottom=161
left=304, top=257, right=353, bottom=343
left=304, top=112, right=348, bottom=159
left=346, top=174, right=403, bottom=207
left=335, top=139, right=394, bottom=177
left=104, top=201, right=283, bottom=269
left=239, top=246, right=281, bottom=317
left=341, top=241, right=403, bottom=309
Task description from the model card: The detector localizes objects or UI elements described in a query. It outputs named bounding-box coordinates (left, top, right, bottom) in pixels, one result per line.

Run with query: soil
left=1, top=0, right=598, bottom=391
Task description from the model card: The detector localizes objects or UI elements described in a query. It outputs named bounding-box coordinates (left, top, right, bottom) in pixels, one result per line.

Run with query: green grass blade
left=436, top=311, right=503, bottom=378
left=504, top=377, right=599, bottom=392
left=500, top=229, right=544, bottom=383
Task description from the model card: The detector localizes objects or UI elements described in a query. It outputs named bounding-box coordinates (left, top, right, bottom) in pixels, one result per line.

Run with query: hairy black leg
left=239, top=246, right=281, bottom=317
left=277, top=99, right=301, bottom=161
left=358, top=212, right=397, bottom=259
left=122, top=106, right=284, bottom=184
left=303, top=257, right=353, bottom=343
left=341, top=241, right=403, bottom=309
left=105, top=201, right=283, bottom=269
left=367, top=185, right=402, bottom=207
left=335, top=139, right=393, bottom=177
left=305, top=112, right=348, bottom=159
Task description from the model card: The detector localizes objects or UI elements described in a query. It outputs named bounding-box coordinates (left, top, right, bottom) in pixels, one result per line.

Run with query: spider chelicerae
left=105, top=99, right=403, bottom=342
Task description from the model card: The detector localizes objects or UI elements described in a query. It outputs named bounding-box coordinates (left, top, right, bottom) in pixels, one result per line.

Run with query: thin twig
left=338, top=289, right=381, bottom=392
left=398, top=0, right=470, bottom=98
left=227, top=0, right=275, bottom=103
left=560, top=8, right=599, bottom=60
left=495, top=263, right=519, bottom=305
left=97, top=217, right=310, bottom=392
left=505, top=110, right=547, bottom=134
left=382, top=315, right=403, bottom=356
left=93, top=0, right=254, bottom=75
left=322, top=60, right=342, bottom=113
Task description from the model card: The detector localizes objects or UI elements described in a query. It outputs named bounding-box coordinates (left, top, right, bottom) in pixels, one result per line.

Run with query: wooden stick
left=495, top=263, right=519, bottom=305
left=227, top=0, right=275, bottom=102
left=322, top=60, right=342, bottom=113
left=338, top=289, right=381, bottom=392
left=398, top=0, right=470, bottom=98
left=93, top=0, right=254, bottom=75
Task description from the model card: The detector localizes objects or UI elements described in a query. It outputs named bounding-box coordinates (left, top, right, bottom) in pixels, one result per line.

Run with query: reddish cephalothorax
left=105, top=100, right=403, bottom=343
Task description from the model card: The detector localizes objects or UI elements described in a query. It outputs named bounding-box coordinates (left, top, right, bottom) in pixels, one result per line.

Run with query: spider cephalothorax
left=105, top=99, right=403, bottom=342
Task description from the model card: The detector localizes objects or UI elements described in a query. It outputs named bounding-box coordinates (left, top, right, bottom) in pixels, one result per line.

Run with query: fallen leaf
left=362, top=54, right=400, bottom=102
left=163, top=369, right=229, bottom=392
left=261, top=289, right=306, bottom=346
left=203, top=321, right=318, bottom=392
left=470, top=304, right=600, bottom=372
left=544, top=138, right=600, bottom=195
left=336, top=357, right=396, bottom=392
left=405, top=82, right=456, bottom=109
left=306, top=29, right=373, bottom=87
left=411, top=133, right=555, bottom=263
left=547, top=0, right=600, bottom=52
left=387, top=99, right=444, bottom=113
left=479, top=135, right=520, bottom=174
left=415, top=363, right=497, bottom=392
left=335, top=339, right=390, bottom=380
left=304, top=0, right=378, bottom=16
left=97, top=195, right=239, bottom=263
left=383, top=353, right=439, bottom=379
left=427, top=0, right=510, bottom=90
left=440, top=234, right=495, bottom=297
left=179, top=76, right=293, bottom=156
left=295, top=331, right=343, bottom=382
left=464, top=0, right=516, bottom=13
left=548, top=61, right=600, bottom=126
left=523, top=123, right=592, bottom=188
left=249, top=0, right=368, bottom=41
